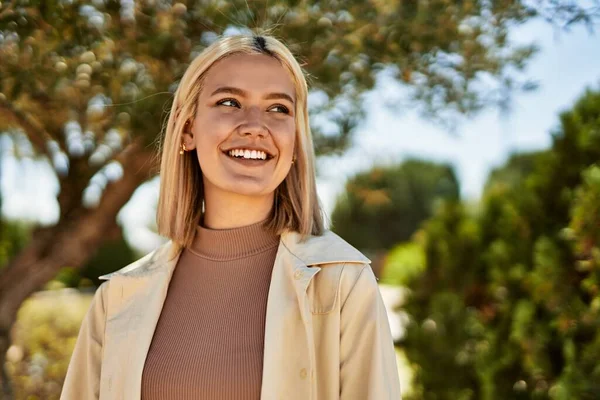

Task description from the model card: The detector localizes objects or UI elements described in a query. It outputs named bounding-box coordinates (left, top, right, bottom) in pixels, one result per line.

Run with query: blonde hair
left=156, top=34, right=324, bottom=253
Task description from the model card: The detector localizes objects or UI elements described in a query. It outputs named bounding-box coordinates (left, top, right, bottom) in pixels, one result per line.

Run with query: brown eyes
left=216, top=98, right=290, bottom=115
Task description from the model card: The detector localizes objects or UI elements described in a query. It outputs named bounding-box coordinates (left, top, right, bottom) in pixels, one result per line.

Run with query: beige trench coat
left=61, top=230, right=401, bottom=399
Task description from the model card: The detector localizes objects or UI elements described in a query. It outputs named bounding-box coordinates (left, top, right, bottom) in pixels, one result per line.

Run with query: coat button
left=299, top=368, right=308, bottom=379
left=293, top=270, right=303, bottom=280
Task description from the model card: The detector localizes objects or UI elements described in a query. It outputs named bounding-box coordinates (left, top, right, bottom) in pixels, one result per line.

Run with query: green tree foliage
left=402, top=87, right=600, bottom=399
left=483, top=151, right=546, bottom=193
left=382, top=152, right=545, bottom=289
left=331, top=159, right=460, bottom=255
left=568, top=166, right=600, bottom=273
left=53, top=237, right=137, bottom=288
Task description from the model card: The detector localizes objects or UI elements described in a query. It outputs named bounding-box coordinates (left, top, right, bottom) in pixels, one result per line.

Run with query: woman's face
left=184, top=53, right=296, bottom=201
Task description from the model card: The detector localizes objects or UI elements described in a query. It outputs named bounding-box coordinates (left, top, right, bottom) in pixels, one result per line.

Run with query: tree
left=331, top=159, right=459, bottom=275
left=0, top=0, right=599, bottom=395
left=402, top=86, right=600, bottom=399
left=483, top=151, right=546, bottom=193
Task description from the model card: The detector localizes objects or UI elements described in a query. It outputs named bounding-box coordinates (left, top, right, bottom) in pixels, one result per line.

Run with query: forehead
left=201, top=53, right=296, bottom=99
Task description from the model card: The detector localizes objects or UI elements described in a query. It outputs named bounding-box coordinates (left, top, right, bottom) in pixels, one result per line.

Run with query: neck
left=202, top=189, right=274, bottom=230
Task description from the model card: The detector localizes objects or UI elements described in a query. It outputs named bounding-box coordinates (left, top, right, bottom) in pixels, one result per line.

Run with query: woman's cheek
left=269, top=118, right=295, bottom=137
left=208, top=117, right=237, bottom=140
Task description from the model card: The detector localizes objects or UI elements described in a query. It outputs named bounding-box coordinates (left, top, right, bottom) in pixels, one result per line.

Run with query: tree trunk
left=0, top=327, right=13, bottom=399
left=0, top=142, right=155, bottom=398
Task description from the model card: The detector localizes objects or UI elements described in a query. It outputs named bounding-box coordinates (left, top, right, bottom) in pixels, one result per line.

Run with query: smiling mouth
left=222, top=149, right=275, bottom=161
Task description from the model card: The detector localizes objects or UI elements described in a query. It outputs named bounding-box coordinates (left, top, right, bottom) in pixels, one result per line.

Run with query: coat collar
left=99, top=229, right=369, bottom=281
left=281, top=230, right=370, bottom=266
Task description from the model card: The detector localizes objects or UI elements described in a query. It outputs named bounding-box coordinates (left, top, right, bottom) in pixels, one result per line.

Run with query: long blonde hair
left=156, top=34, right=324, bottom=253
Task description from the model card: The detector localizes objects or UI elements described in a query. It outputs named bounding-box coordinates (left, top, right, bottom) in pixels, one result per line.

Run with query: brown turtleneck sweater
left=141, top=220, right=280, bottom=400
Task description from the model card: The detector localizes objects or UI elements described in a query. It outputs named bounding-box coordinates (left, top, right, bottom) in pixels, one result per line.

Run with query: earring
left=291, top=155, right=296, bottom=164
left=180, top=143, right=187, bottom=155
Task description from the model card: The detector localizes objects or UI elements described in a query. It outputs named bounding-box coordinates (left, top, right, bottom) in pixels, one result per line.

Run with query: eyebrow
left=209, top=86, right=295, bottom=105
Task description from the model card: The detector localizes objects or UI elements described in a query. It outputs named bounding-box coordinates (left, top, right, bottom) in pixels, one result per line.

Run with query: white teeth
left=227, top=149, right=268, bottom=160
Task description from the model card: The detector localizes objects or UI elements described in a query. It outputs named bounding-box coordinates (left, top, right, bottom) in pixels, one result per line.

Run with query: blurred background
left=1, top=0, right=600, bottom=399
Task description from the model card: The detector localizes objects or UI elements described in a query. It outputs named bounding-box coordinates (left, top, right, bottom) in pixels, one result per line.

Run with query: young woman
left=61, top=34, right=401, bottom=400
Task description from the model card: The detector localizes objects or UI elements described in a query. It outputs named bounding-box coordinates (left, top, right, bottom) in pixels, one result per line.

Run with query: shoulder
left=284, top=230, right=374, bottom=314
left=308, top=261, right=374, bottom=314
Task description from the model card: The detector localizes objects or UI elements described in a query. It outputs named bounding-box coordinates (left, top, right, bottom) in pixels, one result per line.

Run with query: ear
left=182, top=120, right=197, bottom=150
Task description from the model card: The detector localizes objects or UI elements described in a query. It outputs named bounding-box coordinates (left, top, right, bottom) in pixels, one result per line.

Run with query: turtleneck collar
left=188, top=218, right=280, bottom=261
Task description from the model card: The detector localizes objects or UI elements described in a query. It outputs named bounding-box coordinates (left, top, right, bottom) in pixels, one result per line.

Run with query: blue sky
left=2, top=19, right=599, bottom=253
left=316, top=20, right=600, bottom=223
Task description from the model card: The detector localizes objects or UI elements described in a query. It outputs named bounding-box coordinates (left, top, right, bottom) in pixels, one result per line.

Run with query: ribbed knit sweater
left=141, top=219, right=280, bottom=400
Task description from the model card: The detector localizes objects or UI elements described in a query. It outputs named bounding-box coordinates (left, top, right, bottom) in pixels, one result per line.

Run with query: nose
left=238, top=106, right=267, bottom=138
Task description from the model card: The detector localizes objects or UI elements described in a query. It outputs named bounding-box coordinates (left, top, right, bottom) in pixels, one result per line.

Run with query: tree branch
left=0, top=97, right=53, bottom=158
left=0, top=138, right=156, bottom=327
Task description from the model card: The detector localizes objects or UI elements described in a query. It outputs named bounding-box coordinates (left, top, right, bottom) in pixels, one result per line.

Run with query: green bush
left=402, top=87, right=600, bottom=399
left=7, top=289, right=92, bottom=400
left=331, top=159, right=460, bottom=256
